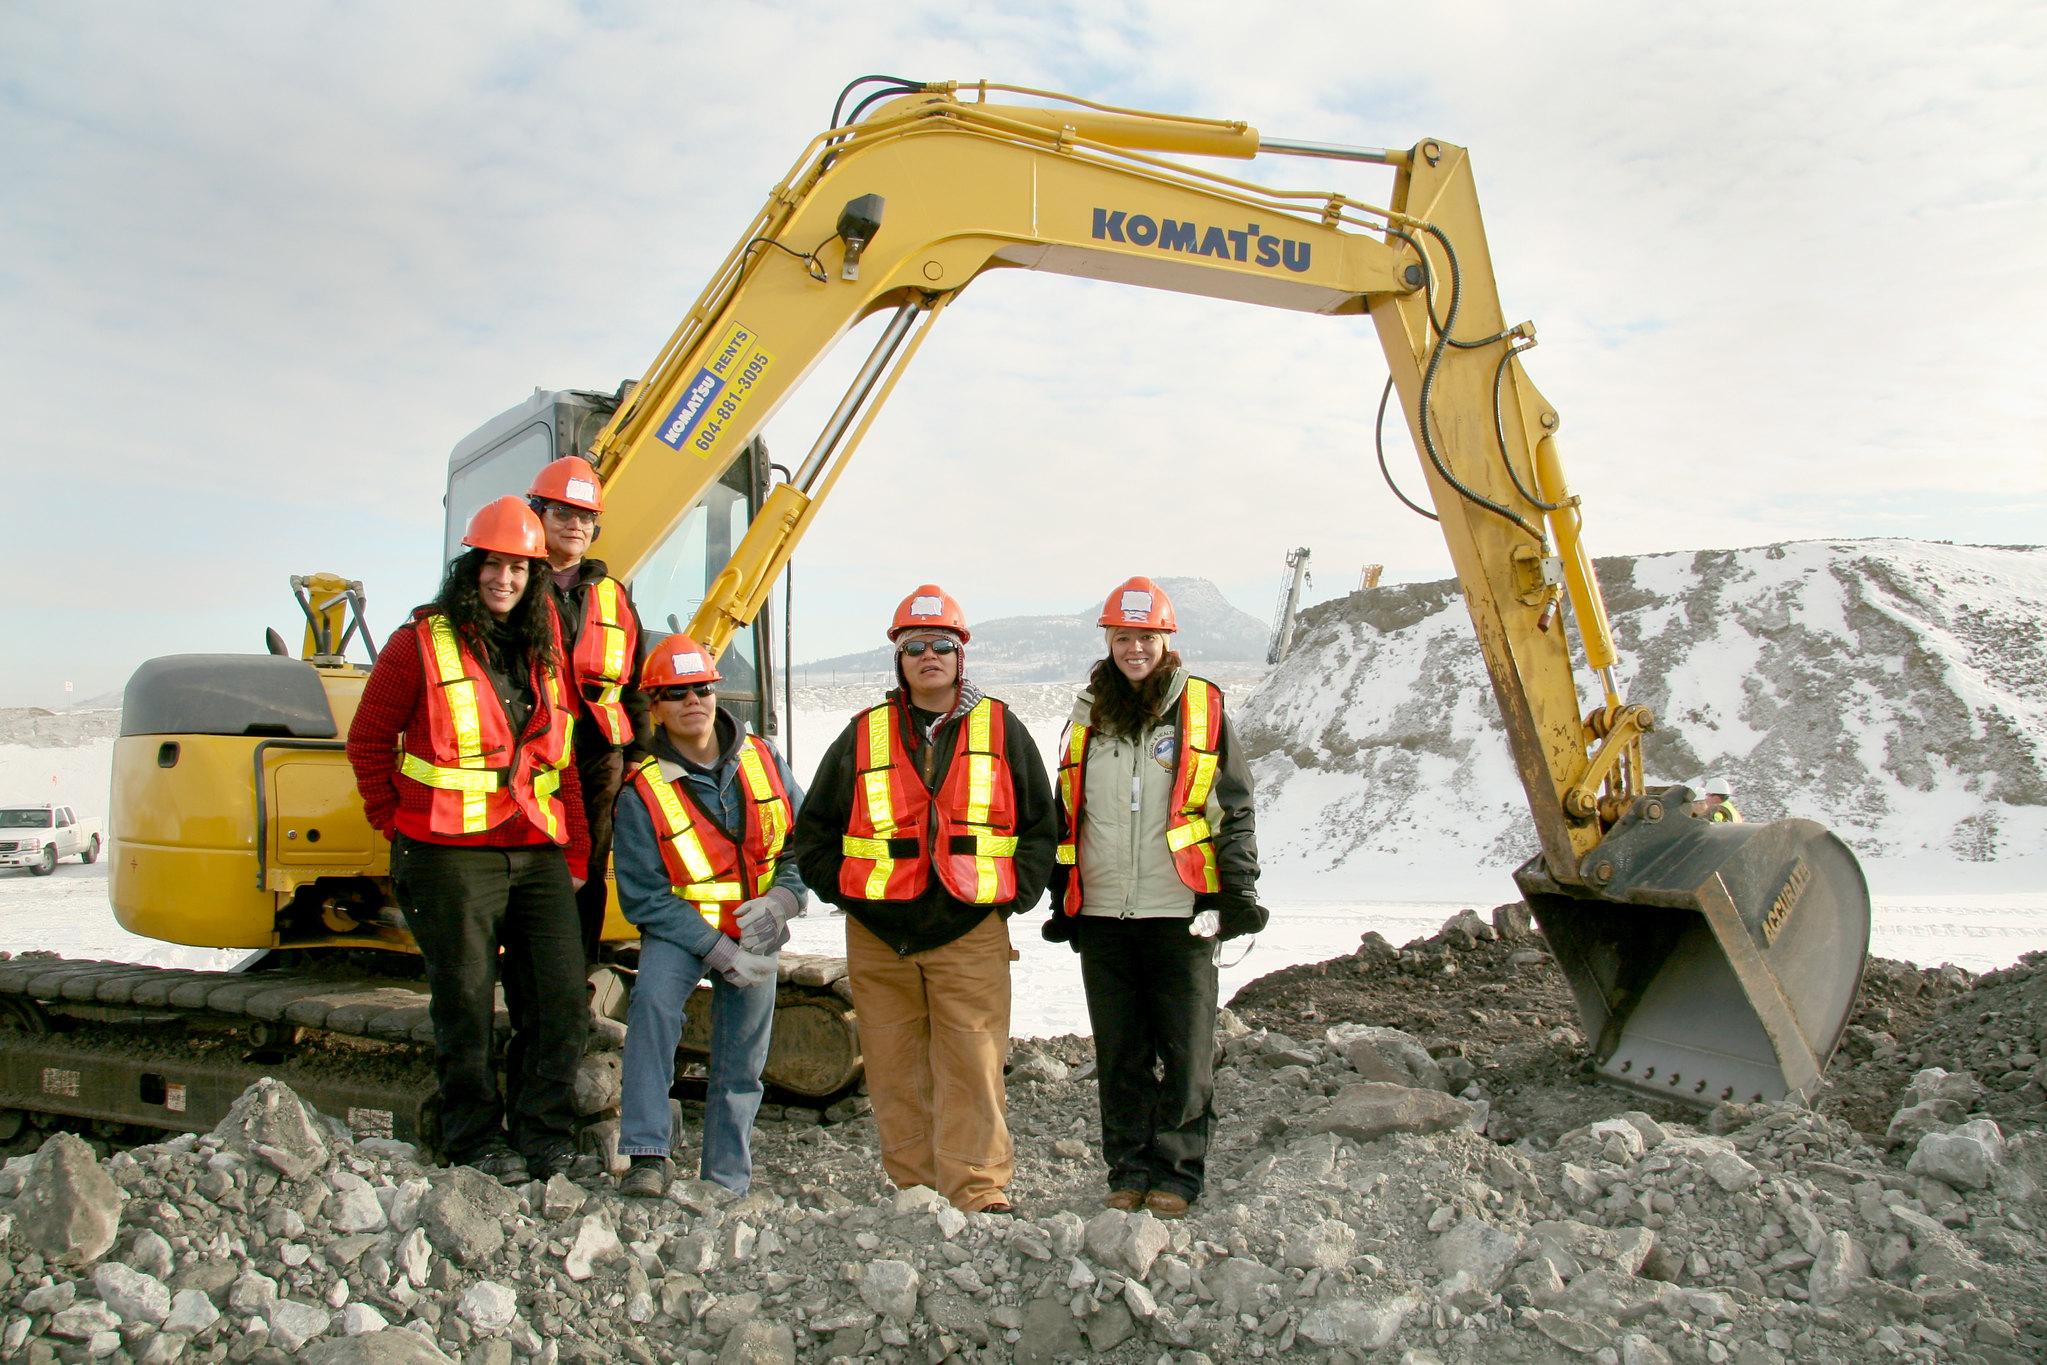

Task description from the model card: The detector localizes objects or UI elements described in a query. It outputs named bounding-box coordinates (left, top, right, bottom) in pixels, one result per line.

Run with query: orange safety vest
left=568, top=575, right=638, bottom=747
left=839, top=696, right=1020, bottom=905
left=624, top=742, right=792, bottom=939
left=395, top=609, right=576, bottom=841
left=1053, top=677, right=1224, bottom=915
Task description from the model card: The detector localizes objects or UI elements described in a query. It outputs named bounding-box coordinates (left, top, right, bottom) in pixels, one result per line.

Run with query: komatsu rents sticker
left=656, top=322, right=776, bottom=456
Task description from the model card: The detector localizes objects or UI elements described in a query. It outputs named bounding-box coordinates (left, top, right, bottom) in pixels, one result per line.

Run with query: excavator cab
left=444, top=387, right=782, bottom=734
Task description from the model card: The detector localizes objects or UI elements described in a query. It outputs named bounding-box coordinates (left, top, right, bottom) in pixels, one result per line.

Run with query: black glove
left=1041, top=911, right=1080, bottom=953
left=1211, top=892, right=1267, bottom=941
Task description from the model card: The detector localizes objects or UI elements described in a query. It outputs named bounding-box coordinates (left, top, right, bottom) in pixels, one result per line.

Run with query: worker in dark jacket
left=612, top=635, right=806, bottom=1198
left=528, top=455, right=653, bottom=967
left=791, top=584, right=1058, bottom=1214
left=1045, top=576, right=1262, bottom=1219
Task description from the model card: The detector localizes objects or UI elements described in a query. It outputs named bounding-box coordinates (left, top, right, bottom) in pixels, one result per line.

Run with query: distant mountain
left=797, top=577, right=1271, bottom=684
left=1239, top=539, right=2047, bottom=885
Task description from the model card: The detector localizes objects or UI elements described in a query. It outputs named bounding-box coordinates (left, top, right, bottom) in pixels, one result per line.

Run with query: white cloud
left=1, top=0, right=2041, bottom=703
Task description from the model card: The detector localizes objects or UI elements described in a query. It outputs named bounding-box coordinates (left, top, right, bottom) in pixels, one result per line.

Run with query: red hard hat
left=888, top=584, right=971, bottom=643
left=1097, top=576, right=1177, bottom=632
left=640, top=634, right=722, bottom=688
left=527, top=456, right=605, bottom=512
left=463, top=496, right=547, bottom=558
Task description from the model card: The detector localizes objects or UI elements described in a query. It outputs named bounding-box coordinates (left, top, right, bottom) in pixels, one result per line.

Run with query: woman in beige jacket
left=1045, top=576, right=1263, bottom=1217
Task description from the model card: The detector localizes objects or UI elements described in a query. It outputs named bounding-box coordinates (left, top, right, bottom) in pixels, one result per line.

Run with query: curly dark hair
left=430, top=548, right=560, bottom=676
left=1086, top=648, right=1184, bottom=740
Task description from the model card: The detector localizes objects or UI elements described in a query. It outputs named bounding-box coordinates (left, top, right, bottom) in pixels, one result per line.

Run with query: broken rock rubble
left=0, top=919, right=2037, bottom=1365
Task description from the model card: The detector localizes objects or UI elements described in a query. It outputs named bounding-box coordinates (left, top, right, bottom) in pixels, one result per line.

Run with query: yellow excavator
left=7, top=80, right=1867, bottom=1149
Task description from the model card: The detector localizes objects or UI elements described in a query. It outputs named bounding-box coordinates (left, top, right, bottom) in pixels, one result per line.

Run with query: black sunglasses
left=897, top=638, right=960, bottom=657
left=652, top=684, right=716, bottom=700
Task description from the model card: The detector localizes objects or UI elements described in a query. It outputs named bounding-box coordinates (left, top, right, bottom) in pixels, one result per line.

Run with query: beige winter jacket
left=1069, top=669, right=1214, bottom=919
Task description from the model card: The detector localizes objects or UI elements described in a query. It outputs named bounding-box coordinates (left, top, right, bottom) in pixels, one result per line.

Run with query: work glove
left=1214, top=892, right=1269, bottom=942
left=1041, top=911, right=1080, bottom=953
left=735, top=887, right=800, bottom=955
left=719, top=947, right=779, bottom=991
left=1189, top=910, right=1220, bottom=938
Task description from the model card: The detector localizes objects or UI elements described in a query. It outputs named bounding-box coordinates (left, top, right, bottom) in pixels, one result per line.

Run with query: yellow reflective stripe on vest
left=592, top=578, right=628, bottom=682
left=679, top=882, right=743, bottom=903
left=397, top=752, right=503, bottom=793
left=842, top=836, right=895, bottom=859
left=637, top=755, right=720, bottom=899
left=1055, top=720, right=1087, bottom=866
left=422, top=614, right=492, bottom=832
left=961, top=700, right=1002, bottom=901
left=858, top=707, right=898, bottom=900
left=1166, top=815, right=1212, bottom=851
left=736, top=741, right=788, bottom=860
left=1183, top=750, right=1220, bottom=811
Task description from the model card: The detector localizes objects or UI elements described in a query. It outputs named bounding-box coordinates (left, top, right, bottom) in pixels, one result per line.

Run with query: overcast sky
left=4, top=1, right=2042, bottom=708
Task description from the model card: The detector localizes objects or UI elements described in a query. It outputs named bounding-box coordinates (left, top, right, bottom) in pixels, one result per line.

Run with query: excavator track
left=0, top=951, right=861, bottom=1152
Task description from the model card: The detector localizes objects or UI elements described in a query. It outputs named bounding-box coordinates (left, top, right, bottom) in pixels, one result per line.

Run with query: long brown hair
left=1087, top=650, right=1184, bottom=740
left=431, top=547, right=560, bottom=676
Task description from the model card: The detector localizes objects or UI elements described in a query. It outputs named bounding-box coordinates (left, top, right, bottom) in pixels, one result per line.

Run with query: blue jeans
left=619, top=931, right=776, bottom=1192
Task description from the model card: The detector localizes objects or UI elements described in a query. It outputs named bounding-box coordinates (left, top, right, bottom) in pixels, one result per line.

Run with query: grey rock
left=1886, top=1100, right=1965, bottom=1151
left=1042, top=1209, right=1085, bottom=1258
left=1784, top=1202, right=1825, bottom=1257
left=1493, top=902, right=1535, bottom=939
left=1701, top=1147, right=1760, bottom=1192
left=1297, top=1293, right=1421, bottom=1351
left=228, top=1271, right=280, bottom=1315
left=1432, top=1219, right=1520, bottom=1290
left=857, top=1259, right=919, bottom=1322
left=1305, top=1082, right=1474, bottom=1141
left=212, top=1078, right=329, bottom=1182
left=94, top=1262, right=171, bottom=1325
left=48, top=1301, right=122, bottom=1340
left=16, top=1132, right=122, bottom=1268
left=163, top=1289, right=221, bottom=1335
left=1014, top=1297, right=1085, bottom=1365
left=1329, top=1025, right=1447, bottom=1092
left=1282, top=1218, right=1358, bottom=1270
left=341, top=1304, right=390, bottom=1336
left=1203, top=1257, right=1282, bottom=1317
left=1615, top=1111, right=1666, bottom=1150
left=540, top=1173, right=584, bottom=1221
left=127, top=1231, right=175, bottom=1281
left=396, top=1227, right=432, bottom=1286
left=572, top=1051, right=622, bottom=1116
left=562, top=1216, right=623, bottom=1281
left=1907, top=1118, right=2003, bottom=1191
left=328, top=1185, right=388, bottom=1234
left=1083, top=1207, right=1170, bottom=1277
left=267, top=1299, right=335, bottom=1352
left=1006, top=1051, right=1070, bottom=1085
left=1531, top=1310, right=1613, bottom=1355
left=303, top=1328, right=457, bottom=1365
left=715, top=1321, right=793, bottom=1365
left=386, top=1178, right=432, bottom=1233
left=463, top=1342, right=511, bottom=1365
left=1620, top=1335, right=1674, bottom=1365
left=700, top=1291, right=761, bottom=1338
left=923, top=1290, right=991, bottom=1346
left=22, top=1281, right=76, bottom=1314
left=422, top=1174, right=512, bottom=1266
left=1082, top=1301, right=1136, bottom=1352
left=889, top=1184, right=945, bottom=1215
left=455, top=1283, right=517, bottom=1333
left=1807, top=1230, right=1869, bottom=1305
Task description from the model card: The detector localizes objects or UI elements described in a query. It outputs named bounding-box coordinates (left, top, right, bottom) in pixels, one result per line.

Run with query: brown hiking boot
left=1144, top=1190, right=1191, bottom=1219
left=1105, top=1189, right=1145, bottom=1212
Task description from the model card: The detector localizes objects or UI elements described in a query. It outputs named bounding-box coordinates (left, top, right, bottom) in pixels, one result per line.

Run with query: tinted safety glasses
left=651, top=684, right=716, bottom=701
left=897, top=638, right=960, bottom=657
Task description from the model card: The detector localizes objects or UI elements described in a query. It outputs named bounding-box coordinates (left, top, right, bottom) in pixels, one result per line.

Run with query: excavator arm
left=576, top=83, right=1869, bottom=1108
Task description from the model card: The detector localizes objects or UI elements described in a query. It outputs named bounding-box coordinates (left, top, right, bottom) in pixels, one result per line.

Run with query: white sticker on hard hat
left=910, top=595, right=944, bottom=617
left=1119, top=589, right=1154, bottom=619
left=565, top=478, right=596, bottom=502
left=671, top=652, right=704, bottom=675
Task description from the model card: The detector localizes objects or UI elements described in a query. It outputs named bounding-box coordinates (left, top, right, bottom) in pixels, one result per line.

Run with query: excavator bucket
left=1513, top=787, right=1870, bottom=1109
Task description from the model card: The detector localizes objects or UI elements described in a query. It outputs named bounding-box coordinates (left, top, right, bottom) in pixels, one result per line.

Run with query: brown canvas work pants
left=844, top=912, right=1015, bottom=1212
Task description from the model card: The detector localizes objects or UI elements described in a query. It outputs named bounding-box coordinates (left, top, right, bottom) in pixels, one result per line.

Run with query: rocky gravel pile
left=0, top=913, right=2041, bottom=1365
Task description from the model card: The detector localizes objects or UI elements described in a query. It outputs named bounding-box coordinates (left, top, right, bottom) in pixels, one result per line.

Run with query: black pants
left=573, top=746, right=626, bottom=969
left=1077, top=915, right=1219, bottom=1201
left=392, top=836, right=589, bottom=1163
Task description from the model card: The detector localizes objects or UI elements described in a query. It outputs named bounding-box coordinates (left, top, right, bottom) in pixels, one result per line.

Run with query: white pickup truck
left=0, top=804, right=103, bottom=876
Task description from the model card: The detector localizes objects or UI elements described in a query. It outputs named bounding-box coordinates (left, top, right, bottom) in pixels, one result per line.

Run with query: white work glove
left=734, top=887, right=800, bottom=955
left=720, top=947, right=779, bottom=991
left=1190, top=910, right=1220, bottom=939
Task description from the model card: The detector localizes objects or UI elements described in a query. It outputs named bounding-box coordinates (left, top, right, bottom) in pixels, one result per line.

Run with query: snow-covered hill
left=796, top=576, right=1271, bottom=684
left=1239, top=539, right=2047, bottom=898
